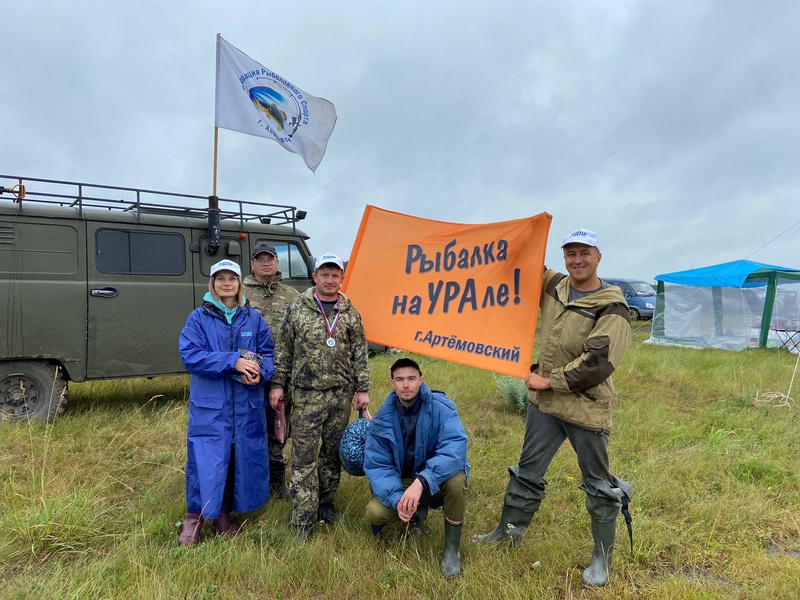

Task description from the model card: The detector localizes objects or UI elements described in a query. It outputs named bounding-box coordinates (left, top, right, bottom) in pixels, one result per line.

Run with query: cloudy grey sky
left=2, top=1, right=798, bottom=281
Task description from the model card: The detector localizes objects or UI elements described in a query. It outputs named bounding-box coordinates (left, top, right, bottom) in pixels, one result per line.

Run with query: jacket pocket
left=190, top=395, right=224, bottom=409
left=248, top=393, right=266, bottom=410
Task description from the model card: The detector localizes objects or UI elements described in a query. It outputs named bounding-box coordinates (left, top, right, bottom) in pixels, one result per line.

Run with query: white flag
left=215, top=34, right=337, bottom=173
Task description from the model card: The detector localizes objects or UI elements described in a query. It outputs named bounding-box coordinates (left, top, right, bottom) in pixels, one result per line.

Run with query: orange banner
left=342, top=206, right=551, bottom=377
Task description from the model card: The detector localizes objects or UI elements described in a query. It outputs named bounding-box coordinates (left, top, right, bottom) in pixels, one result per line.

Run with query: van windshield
left=629, top=281, right=656, bottom=296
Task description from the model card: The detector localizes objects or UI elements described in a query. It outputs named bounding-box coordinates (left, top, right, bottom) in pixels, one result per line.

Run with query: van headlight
left=646, top=303, right=655, bottom=309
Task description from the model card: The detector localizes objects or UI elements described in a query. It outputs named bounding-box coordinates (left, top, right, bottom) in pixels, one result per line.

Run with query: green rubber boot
left=409, top=505, right=428, bottom=537
left=581, top=519, right=616, bottom=588
left=440, top=522, right=463, bottom=579
left=470, top=504, right=534, bottom=547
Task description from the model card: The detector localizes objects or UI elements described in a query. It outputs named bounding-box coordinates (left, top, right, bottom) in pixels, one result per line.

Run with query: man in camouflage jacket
left=473, top=228, right=632, bottom=589
left=269, top=253, right=371, bottom=538
left=242, top=243, right=300, bottom=498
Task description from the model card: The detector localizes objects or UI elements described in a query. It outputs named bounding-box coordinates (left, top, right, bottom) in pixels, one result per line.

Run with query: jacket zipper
left=229, top=313, right=236, bottom=441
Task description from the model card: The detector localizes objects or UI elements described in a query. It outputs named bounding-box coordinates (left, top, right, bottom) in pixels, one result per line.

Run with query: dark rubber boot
left=177, top=513, right=204, bottom=547
left=269, top=463, right=290, bottom=499
left=211, top=492, right=241, bottom=536
left=470, top=504, right=534, bottom=547
left=581, top=519, right=616, bottom=588
left=409, top=505, right=428, bottom=537
left=440, top=522, right=463, bottom=579
left=210, top=511, right=241, bottom=536
left=318, top=503, right=342, bottom=524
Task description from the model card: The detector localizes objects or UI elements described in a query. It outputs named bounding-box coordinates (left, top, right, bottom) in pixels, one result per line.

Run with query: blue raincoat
left=179, top=300, right=274, bottom=517
left=364, top=383, right=470, bottom=510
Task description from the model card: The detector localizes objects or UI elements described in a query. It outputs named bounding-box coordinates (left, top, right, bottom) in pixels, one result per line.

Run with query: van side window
left=97, top=230, right=185, bottom=275
left=258, top=241, right=310, bottom=279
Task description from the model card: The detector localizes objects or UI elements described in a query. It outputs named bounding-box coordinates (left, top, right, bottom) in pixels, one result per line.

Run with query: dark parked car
left=605, top=278, right=657, bottom=320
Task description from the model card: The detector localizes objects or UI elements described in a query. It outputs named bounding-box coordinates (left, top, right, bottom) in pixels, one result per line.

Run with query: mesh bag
left=339, top=408, right=371, bottom=476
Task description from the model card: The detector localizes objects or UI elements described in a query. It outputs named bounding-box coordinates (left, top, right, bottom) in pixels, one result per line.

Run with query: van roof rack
left=0, top=174, right=307, bottom=231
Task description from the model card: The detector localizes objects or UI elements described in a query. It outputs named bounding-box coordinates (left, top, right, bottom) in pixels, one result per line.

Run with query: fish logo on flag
left=215, top=34, right=337, bottom=173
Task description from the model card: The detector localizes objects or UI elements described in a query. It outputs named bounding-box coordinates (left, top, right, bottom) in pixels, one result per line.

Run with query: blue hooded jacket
left=363, top=383, right=469, bottom=510
left=178, top=301, right=274, bottom=517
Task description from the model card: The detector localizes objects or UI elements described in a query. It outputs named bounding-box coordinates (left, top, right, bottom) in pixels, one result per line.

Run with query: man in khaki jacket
left=242, top=243, right=300, bottom=498
left=472, top=228, right=632, bottom=589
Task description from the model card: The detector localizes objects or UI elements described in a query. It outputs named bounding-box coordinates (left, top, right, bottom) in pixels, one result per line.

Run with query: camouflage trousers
left=265, top=385, right=292, bottom=469
left=289, top=386, right=353, bottom=531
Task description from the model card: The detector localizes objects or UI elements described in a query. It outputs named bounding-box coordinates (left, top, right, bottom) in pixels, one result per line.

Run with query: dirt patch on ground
left=767, top=540, right=800, bottom=559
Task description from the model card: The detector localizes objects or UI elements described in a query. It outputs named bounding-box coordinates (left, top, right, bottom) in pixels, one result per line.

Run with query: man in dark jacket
left=363, top=357, right=469, bottom=579
left=472, top=228, right=632, bottom=588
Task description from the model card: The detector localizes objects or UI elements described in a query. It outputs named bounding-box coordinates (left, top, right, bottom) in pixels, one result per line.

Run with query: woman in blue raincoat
left=177, top=259, right=274, bottom=546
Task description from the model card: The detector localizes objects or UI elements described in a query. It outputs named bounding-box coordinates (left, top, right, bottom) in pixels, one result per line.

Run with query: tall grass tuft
left=5, top=484, right=119, bottom=562
left=494, top=375, right=528, bottom=413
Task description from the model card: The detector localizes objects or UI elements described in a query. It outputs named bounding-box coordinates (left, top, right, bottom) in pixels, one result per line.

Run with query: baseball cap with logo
left=210, top=259, right=242, bottom=278
left=314, top=253, right=345, bottom=271
left=561, top=228, right=600, bottom=252
left=251, top=243, right=278, bottom=260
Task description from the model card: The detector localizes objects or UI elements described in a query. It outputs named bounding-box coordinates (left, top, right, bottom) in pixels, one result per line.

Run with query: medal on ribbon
left=314, top=291, right=341, bottom=348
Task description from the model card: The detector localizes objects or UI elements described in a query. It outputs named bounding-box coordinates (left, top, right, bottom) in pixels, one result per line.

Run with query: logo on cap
left=314, top=253, right=345, bottom=271
left=561, top=228, right=599, bottom=251
left=210, top=259, right=242, bottom=277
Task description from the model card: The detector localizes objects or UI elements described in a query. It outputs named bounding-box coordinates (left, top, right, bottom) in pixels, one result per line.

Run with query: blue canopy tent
left=648, top=260, right=800, bottom=351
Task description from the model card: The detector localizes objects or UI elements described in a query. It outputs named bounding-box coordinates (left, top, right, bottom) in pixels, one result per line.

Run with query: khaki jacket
left=241, top=272, right=300, bottom=337
left=530, top=270, right=631, bottom=433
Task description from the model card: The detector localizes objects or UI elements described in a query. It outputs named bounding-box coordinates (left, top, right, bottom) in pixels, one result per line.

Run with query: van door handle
left=91, top=287, right=119, bottom=298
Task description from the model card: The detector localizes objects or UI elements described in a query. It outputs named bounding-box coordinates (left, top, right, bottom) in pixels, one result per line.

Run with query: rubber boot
left=470, top=504, right=534, bottom=547
left=211, top=496, right=241, bottom=536
left=440, top=522, right=463, bottom=579
left=409, top=505, right=428, bottom=537
left=269, top=463, right=290, bottom=499
left=211, top=511, right=241, bottom=536
left=177, top=513, right=204, bottom=547
left=581, top=519, right=616, bottom=588
left=318, top=503, right=342, bottom=524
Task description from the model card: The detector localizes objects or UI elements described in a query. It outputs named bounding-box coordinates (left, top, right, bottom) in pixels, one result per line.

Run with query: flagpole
left=207, top=126, right=221, bottom=256
left=212, top=126, right=219, bottom=196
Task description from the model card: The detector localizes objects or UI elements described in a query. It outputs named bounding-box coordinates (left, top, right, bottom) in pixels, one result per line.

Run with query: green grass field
left=2, top=324, right=799, bottom=599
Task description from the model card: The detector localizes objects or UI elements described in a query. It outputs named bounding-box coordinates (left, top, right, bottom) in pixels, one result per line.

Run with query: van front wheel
left=629, top=307, right=640, bottom=321
left=0, top=361, right=68, bottom=423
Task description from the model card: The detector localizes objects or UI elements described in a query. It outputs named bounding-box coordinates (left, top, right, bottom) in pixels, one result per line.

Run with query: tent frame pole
left=759, top=272, right=778, bottom=348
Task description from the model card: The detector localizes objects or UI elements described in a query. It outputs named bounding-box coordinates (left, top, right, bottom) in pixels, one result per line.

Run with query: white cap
left=210, top=259, right=242, bottom=278
left=561, top=228, right=600, bottom=251
left=314, top=253, right=345, bottom=271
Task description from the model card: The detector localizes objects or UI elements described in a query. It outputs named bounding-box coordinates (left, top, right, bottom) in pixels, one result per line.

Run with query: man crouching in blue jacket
left=363, top=358, right=469, bottom=578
